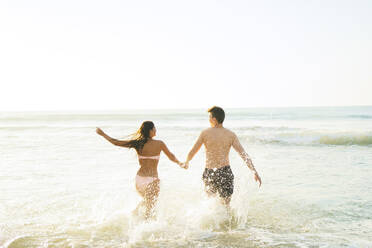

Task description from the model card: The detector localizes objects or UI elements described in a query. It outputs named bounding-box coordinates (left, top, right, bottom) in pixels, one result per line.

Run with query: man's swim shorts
left=202, top=165, right=234, bottom=198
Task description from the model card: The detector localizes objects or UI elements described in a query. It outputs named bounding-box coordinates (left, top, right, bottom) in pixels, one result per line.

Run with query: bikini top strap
left=138, top=155, right=160, bottom=160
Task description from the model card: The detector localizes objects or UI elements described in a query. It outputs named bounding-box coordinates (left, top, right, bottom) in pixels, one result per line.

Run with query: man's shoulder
left=202, top=127, right=237, bottom=137
left=201, top=127, right=213, bottom=134
left=223, top=127, right=237, bottom=136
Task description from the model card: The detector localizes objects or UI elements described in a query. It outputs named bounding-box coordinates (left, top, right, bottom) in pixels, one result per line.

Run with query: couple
left=96, top=106, right=262, bottom=219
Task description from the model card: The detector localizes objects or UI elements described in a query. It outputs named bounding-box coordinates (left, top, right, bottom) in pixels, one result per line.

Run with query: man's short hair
left=208, top=106, right=225, bottom=124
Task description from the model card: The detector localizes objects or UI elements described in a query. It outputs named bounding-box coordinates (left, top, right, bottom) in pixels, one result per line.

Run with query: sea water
left=1, top=106, right=372, bottom=247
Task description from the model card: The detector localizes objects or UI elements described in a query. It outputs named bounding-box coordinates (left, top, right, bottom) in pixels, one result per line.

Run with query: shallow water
left=1, top=106, right=372, bottom=247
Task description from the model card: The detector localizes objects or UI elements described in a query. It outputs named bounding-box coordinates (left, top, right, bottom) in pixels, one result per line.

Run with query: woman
left=96, top=121, right=184, bottom=218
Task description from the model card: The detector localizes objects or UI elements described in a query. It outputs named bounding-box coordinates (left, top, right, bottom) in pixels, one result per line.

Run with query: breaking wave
left=242, top=131, right=372, bottom=146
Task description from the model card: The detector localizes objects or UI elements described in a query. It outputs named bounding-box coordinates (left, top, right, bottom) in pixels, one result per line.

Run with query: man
left=184, top=106, right=262, bottom=206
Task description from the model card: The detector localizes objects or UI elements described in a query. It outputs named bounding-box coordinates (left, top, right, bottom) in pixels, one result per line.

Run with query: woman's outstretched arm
left=96, top=127, right=129, bottom=147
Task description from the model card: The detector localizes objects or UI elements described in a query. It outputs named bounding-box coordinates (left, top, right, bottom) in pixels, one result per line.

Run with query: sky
left=0, top=0, right=371, bottom=111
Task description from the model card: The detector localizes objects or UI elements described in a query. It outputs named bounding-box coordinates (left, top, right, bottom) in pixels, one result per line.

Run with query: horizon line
left=1, top=104, right=372, bottom=113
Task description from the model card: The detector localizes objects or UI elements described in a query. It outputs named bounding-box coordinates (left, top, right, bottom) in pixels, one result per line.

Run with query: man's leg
left=202, top=168, right=218, bottom=197
left=216, top=166, right=234, bottom=208
left=221, top=196, right=231, bottom=206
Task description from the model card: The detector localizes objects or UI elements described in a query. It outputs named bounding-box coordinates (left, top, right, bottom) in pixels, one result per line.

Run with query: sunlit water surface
left=1, top=107, right=372, bottom=247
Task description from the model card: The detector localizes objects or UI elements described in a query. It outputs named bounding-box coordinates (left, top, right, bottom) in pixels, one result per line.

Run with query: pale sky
left=0, top=0, right=371, bottom=111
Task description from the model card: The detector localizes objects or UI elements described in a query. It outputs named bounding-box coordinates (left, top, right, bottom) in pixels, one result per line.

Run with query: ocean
left=1, top=106, right=372, bottom=248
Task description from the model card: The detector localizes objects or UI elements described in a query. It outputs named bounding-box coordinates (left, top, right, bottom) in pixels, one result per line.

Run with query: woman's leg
left=144, top=179, right=160, bottom=219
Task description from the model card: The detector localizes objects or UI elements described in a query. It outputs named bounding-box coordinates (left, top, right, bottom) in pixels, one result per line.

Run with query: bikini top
left=138, top=154, right=160, bottom=160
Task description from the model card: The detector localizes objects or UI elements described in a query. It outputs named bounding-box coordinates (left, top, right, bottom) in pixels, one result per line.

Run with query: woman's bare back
left=136, top=139, right=163, bottom=177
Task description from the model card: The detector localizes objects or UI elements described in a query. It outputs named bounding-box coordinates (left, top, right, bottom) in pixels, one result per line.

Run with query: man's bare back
left=196, top=127, right=240, bottom=169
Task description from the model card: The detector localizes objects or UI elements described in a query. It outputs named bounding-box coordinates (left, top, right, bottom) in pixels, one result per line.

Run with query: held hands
left=178, top=161, right=189, bottom=169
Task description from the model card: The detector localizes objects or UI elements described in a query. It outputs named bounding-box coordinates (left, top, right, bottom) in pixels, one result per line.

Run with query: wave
left=318, top=135, right=372, bottom=146
left=242, top=132, right=372, bottom=146
left=346, top=115, right=372, bottom=119
left=3, top=235, right=32, bottom=248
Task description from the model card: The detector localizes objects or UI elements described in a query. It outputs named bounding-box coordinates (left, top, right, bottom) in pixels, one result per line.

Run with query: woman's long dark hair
left=126, top=121, right=154, bottom=152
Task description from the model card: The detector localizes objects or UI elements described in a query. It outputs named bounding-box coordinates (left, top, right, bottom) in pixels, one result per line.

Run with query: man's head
left=208, top=106, right=225, bottom=126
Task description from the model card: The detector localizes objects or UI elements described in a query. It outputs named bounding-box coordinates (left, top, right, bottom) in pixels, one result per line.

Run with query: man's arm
left=185, top=131, right=204, bottom=168
left=232, top=133, right=262, bottom=186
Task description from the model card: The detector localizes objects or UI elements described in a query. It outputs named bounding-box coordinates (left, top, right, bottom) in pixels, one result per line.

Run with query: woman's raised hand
left=96, top=127, right=105, bottom=136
